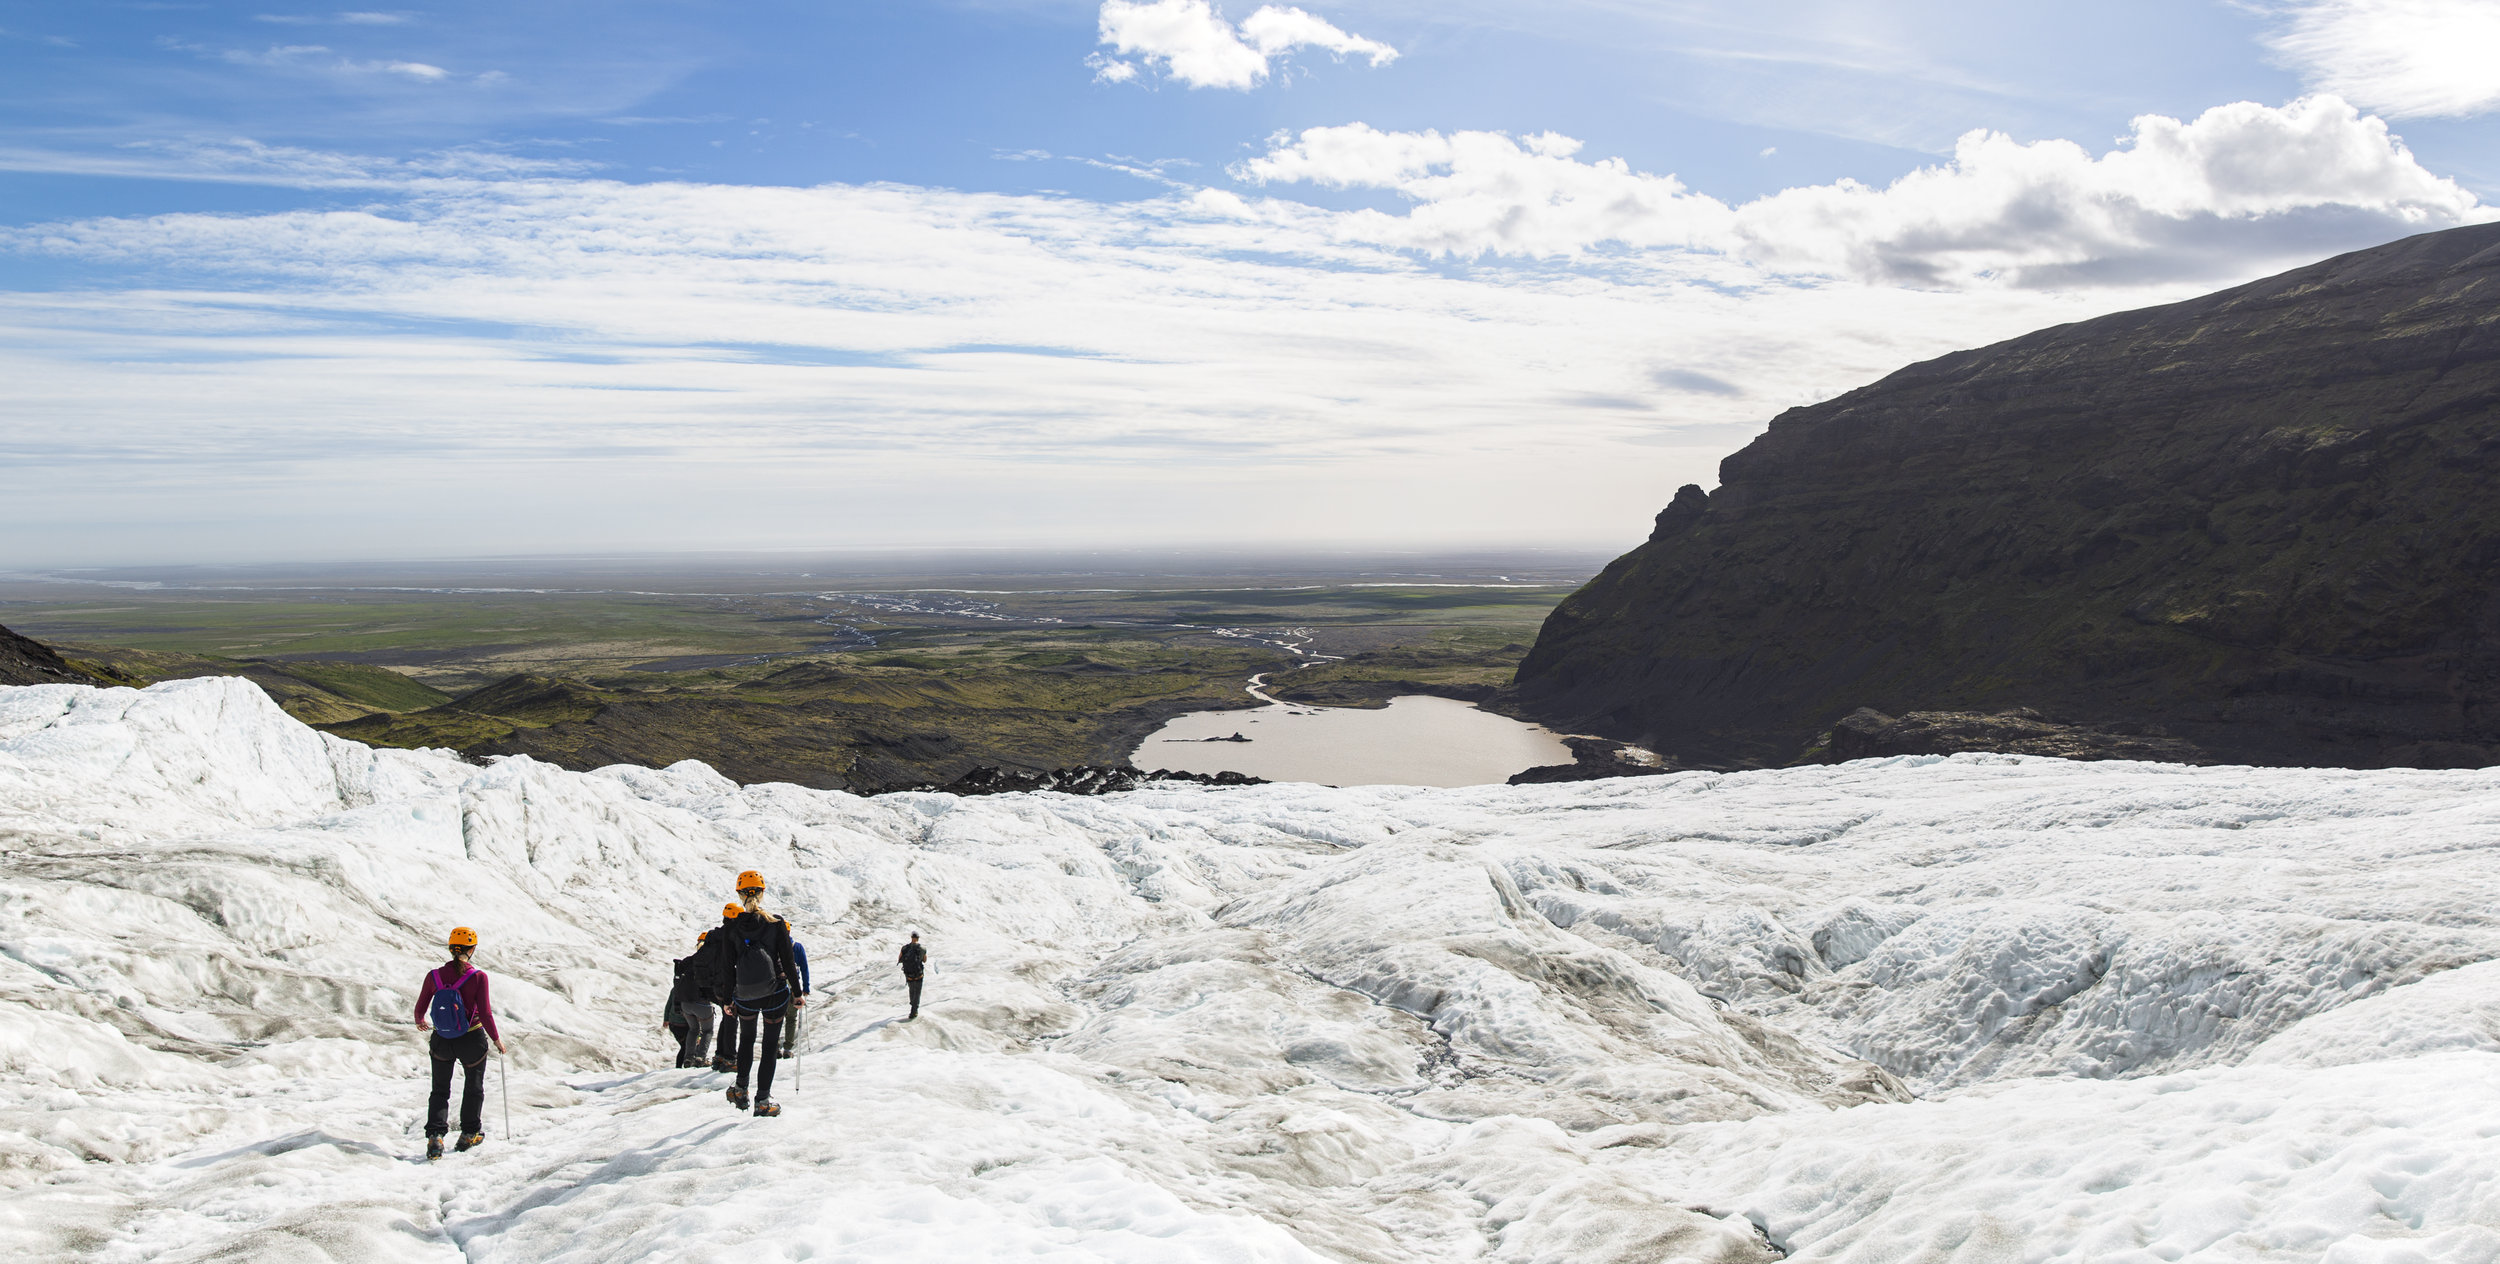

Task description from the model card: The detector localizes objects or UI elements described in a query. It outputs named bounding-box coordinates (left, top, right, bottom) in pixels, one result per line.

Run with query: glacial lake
left=1135, top=692, right=1573, bottom=788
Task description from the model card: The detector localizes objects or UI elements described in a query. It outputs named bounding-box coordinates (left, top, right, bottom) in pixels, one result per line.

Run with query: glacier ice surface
left=2, top=676, right=2498, bottom=1260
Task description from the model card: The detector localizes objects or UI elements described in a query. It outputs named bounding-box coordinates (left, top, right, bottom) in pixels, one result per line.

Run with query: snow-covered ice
left=4, top=676, right=2499, bottom=1261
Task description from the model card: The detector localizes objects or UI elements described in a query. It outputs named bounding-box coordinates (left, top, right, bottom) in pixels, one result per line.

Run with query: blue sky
left=3, top=1, right=2497, bottom=564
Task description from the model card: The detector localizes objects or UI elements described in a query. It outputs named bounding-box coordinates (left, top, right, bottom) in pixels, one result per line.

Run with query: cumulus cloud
left=1232, top=96, right=2484, bottom=285
left=1086, top=52, right=1140, bottom=83
left=1094, top=0, right=1395, bottom=90
left=2263, top=0, right=2500, bottom=117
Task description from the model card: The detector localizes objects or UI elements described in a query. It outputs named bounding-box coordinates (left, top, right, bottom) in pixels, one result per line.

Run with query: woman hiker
left=716, top=871, right=804, bottom=1117
left=414, top=926, right=506, bottom=1160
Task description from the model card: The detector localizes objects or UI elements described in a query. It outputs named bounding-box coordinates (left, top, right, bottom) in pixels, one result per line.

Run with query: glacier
left=3, top=675, right=2498, bottom=1261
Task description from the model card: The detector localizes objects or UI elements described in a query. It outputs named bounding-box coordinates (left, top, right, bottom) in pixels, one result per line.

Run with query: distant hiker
left=900, top=932, right=926, bottom=1020
left=667, top=932, right=716, bottom=1069
left=706, top=902, right=741, bottom=1071
left=414, top=926, right=505, bottom=1161
left=781, top=936, right=811, bottom=1059
left=716, top=871, right=805, bottom=1117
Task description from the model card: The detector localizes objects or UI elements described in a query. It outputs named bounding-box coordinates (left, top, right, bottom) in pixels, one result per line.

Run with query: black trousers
left=677, top=1000, right=716, bottom=1067
left=905, top=974, right=923, bottom=1015
left=713, top=1003, right=736, bottom=1063
left=732, top=992, right=788, bottom=1099
left=427, top=1029, right=489, bottom=1138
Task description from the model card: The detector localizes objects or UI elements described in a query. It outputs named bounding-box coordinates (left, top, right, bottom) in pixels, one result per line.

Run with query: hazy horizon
left=0, top=545, right=1620, bottom=592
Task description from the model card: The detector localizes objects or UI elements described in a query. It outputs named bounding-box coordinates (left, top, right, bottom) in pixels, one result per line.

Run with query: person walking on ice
left=899, top=932, right=926, bottom=1020
left=415, top=926, right=505, bottom=1160
left=706, top=903, right=741, bottom=1071
left=667, top=932, right=715, bottom=1068
left=717, top=871, right=804, bottom=1117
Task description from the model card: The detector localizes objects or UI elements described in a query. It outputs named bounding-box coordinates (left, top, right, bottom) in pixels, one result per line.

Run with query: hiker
left=667, top=932, right=716, bottom=1068
left=414, top=926, right=505, bottom=1160
left=715, top=871, right=805, bottom=1117
left=899, top=932, right=926, bottom=1020
left=706, top=902, right=741, bottom=1071
left=781, top=935, right=811, bottom=1058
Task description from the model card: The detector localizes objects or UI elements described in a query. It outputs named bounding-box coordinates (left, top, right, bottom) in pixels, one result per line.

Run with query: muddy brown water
left=1134, top=692, right=1572, bottom=788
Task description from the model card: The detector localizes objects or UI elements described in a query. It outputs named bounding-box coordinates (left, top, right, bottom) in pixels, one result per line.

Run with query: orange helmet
left=447, top=927, right=478, bottom=948
left=735, top=870, right=766, bottom=893
left=697, top=931, right=709, bottom=943
left=722, top=902, right=743, bottom=919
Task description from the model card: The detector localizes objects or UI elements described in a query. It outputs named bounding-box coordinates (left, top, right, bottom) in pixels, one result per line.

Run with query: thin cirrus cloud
left=166, top=38, right=460, bottom=83
left=1092, top=0, right=1397, bottom=89
left=2262, top=0, right=2500, bottom=118
left=255, top=12, right=413, bottom=24
left=1231, top=96, right=2486, bottom=285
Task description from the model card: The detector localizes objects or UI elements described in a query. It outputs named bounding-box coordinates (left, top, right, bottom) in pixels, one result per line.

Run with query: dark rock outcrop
left=1813, top=708, right=2211, bottom=764
left=1507, top=736, right=1675, bottom=784
left=0, top=624, right=108, bottom=687
left=1504, top=223, right=2500, bottom=770
left=895, top=765, right=1267, bottom=796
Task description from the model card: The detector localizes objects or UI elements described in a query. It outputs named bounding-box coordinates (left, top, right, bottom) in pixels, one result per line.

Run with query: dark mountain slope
left=1503, top=222, right=2500, bottom=769
left=0, top=624, right=107, bottom=687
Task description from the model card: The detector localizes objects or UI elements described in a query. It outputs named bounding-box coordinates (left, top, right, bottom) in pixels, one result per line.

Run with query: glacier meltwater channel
left=4, top=675, right=2500, bottom=1261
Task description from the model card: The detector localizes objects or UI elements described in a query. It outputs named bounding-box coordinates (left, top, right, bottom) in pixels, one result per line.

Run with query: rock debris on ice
left=2, top=676, right=2498, bottom=1261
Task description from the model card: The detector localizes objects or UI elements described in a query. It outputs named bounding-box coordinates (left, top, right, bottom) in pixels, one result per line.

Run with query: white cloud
left=1232, top=97, right=2485, bottom=285
left=1095, top=0, right=1395, bottom=91
left=187, top=39, right=463, bottom=83
left=2264, top=0, right=2500, bottom=117
left=0, top=138, right=589, bottom=186
left=1086, top=52, right=1140, bottom=83
left=0, top=170, right=2137, bottom=561
left=255, top=10, right=413, bottom=25
left=0, top=96, right=2484, bottom=561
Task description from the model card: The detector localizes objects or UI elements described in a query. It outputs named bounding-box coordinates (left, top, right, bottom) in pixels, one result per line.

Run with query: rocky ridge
left=1503, top=223, right=2500, bottom=769
left=0, top=623, right=102, bottom=687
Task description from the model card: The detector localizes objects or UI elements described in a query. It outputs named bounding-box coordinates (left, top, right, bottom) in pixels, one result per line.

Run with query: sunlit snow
left=3, top=676, right=2497, bottom=1261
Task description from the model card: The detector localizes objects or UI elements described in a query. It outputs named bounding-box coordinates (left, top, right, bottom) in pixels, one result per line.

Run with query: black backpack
left=733, top=927, right=781, bottom=1001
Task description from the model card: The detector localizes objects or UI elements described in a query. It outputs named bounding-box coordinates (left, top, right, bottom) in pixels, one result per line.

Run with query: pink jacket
left=415, top=961, right=500, bottom=1042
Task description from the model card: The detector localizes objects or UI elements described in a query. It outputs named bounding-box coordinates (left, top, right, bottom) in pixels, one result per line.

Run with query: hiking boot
left=426, top=1137, right=445, bottom=1161
left=727, top=1086, right=750, bottom=1111
left=753, top=1099, right=781, bottom=1117
left=455, top=1133, right=485, bottom=1153
left=710, top=1057, right=734, bottom=1073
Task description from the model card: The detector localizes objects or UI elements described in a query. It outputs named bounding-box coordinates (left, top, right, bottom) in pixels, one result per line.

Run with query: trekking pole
left=499, top=1048, right=511, bottom=1141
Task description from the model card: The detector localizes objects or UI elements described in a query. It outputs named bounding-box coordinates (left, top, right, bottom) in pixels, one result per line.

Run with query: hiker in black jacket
left=702, top=903, right=741, bottom=1071
left=899, top=932, right=926, bottom=1020
left=716, top=871, right=805, bottom=1116
left=666, top=932, right=715, bottom=1068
